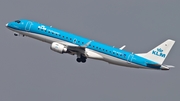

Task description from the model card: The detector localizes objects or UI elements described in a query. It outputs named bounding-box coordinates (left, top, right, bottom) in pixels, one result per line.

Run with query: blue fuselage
left=6, top=19, right=160, bottom=70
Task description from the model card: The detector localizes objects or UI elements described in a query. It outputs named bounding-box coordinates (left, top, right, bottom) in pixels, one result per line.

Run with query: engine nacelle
left=50, top=42, right=67, bottom=54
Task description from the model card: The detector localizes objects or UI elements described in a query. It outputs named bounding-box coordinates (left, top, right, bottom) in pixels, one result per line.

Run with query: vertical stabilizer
left=136, top=39, right=175, bottom=64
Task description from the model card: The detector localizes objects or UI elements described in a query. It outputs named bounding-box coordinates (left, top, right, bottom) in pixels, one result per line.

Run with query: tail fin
left=136, top=39, right=175, bottom=64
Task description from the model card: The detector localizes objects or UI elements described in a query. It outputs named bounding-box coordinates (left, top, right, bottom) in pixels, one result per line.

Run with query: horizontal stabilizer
left=164, top=65, right=175, bottom=68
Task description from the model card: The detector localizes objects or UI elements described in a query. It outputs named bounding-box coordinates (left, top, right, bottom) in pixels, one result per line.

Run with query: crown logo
left=38, top=25, right=47, bottom=30
left=157, top=48, right=163, bottom=52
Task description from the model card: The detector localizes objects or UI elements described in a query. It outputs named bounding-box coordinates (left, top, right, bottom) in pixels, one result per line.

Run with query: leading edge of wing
left=58, top=40, right=93, bottom=52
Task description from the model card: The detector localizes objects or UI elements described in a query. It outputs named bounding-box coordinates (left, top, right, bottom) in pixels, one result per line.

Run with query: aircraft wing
left=58, top=41, right=93, bottom=54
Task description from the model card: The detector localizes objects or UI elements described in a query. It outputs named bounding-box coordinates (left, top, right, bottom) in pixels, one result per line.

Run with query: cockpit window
left=15, top=20, right=21, bottom=23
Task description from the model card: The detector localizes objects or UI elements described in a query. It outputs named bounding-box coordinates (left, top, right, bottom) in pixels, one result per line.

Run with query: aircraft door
left=25, top=21, right=33, bottom=31
left=127, top=53, right=134, bottom=63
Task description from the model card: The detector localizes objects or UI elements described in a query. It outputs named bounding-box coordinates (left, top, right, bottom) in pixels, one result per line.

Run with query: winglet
left=81, top=40, right=93, bottom=48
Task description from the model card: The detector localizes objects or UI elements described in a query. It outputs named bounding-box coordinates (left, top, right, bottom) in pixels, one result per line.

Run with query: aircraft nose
left=6, top=23, right=8, bottom=27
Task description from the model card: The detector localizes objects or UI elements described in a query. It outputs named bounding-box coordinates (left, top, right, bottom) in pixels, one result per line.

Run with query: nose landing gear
left=14, top=33, right=25, bottom=37
left=14, top=33, right=18, bottom=36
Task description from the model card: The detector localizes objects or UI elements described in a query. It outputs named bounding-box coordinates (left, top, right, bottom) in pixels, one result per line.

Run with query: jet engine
left=50, top=42, right=67, bottom=54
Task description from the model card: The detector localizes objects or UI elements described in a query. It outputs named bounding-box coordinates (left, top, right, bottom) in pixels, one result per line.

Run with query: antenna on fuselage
left=119, top=45, right=126, bottom=50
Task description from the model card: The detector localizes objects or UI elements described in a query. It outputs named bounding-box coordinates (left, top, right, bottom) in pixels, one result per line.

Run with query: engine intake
left=50, top=42, right=67, bottom=54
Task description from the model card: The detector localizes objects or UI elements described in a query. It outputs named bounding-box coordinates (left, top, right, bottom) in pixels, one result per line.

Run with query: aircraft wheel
left=81, top=59, right=86, bottom=63
left=76, top=58, right=81, bottom=62
left=14, top=33, right=18, bottom=36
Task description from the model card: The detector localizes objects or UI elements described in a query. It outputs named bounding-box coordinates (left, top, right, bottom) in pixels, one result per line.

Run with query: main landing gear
left=76, top=55, right=87, bottom=63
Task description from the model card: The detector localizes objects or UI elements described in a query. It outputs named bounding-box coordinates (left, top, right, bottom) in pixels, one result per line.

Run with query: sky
left=0, top=0, right=179, bottom=101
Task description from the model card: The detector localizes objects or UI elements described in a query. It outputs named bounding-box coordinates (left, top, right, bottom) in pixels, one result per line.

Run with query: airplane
left=6, top=19, right=175, bottom=70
